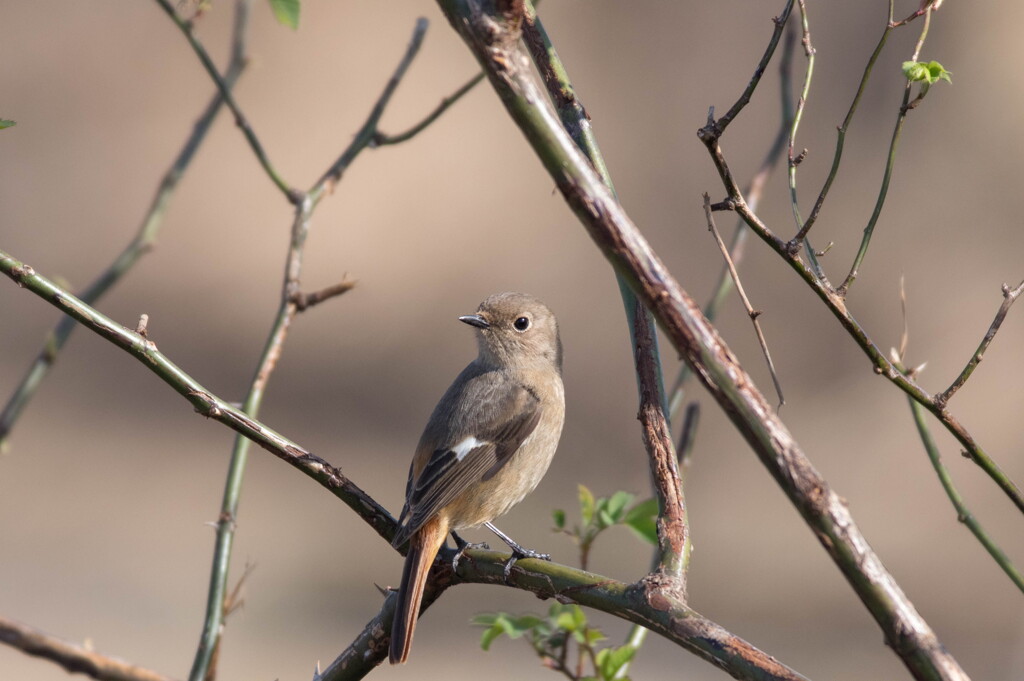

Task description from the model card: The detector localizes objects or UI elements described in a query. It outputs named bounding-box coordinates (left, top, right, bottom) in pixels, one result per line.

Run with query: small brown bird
left=389, top=292, right=565, bottom=665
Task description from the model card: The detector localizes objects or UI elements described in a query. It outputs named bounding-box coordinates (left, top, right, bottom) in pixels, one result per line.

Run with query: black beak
left=459, top=314, right=489, bottom=329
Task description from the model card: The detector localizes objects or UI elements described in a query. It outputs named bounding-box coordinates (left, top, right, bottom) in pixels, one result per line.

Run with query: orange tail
left=389, top=516, right=448, bottom=664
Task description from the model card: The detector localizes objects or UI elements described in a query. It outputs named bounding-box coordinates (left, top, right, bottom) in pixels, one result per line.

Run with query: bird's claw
left=450, top=532, right=489, bottom=572
left=501, top=548, right=551, bottom=583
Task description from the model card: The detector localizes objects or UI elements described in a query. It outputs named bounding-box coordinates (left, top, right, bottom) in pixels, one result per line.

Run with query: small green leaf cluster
left=902, top=60, right=952, bottom=85
left=0, top=119, right=15, bottom=130
left=553, top=485, right=658, bottom=569
left=473, top=604, right=636, bottom=681
left=268, top=0, right=300, bottom=29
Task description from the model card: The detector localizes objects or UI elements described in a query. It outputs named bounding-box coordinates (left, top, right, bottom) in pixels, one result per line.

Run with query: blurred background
left=1, top=1, right=1022, bottom=679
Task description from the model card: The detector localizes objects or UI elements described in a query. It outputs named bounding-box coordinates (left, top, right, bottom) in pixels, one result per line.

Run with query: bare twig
left=935, top=280, right=1024, bottom=407
left=134, top=314, right=150, bottom=338
left=669, top=24, right=796, bottom=425
left=703, top=194, right=785, bottom=407
left=373, top=72, right=485, bottom=146
left=788, top=0, right=898, bottom=251
left=152, top=0, right=296, bottom=201
left=784, top=0, right=830, bottom=285
left=292, top=278, right=357, bottom=312
left=714, top=0, right=796, bottom=135
left=695, top=11, right=1024, bottom=516
left=0, top=615, right=176, bottom=681
left=0, top=0, right=250, bottom=451
left=836, top=5, right=934, bottom=296
left=310, top=19, right=429, bottom=203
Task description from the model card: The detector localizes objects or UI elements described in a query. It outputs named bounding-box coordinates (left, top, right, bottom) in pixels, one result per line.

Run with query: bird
left=388, top=292, right=565, bottom=665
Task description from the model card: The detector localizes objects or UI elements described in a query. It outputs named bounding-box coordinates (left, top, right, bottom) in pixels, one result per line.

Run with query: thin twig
left=784, top=0, right=830, bottom=285
left=0, top=615, right=176, bottom=681
left=905, top=384, right=1024, bottom=594
left=291, top=278, right=357, bottom=312
left=935, top=280, right=1024, bottom=407
left=704, top=194, right=785, bottom=407
left=694, top=6, right=1024, bottom=518
left=186, top=19, right=432, bottom=681
left=0, top=0, right=250, bottom=451
left=152, top=0, right=296, bottom=201
left=788, top=0, right=898, bottom=251
left=310, top=18, right=429, bottom=203
left=715, top=0, right=796, bottom=134
left=836, top=6, right=933, bottom=296
left=373, top=72, right=484, bottom=146
left=668, top=23, right=795, bottom=424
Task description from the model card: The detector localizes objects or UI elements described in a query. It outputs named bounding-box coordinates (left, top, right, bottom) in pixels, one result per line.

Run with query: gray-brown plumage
left=389, top=292, right=565, bottom=665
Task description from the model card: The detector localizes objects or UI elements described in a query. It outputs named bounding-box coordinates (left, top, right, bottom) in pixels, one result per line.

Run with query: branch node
left=135, top=313, right=150, bottom=338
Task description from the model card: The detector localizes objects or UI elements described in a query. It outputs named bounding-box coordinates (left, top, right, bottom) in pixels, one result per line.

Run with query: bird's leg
left=484, top=522, right=551, bottom=581
left=449, top=530, right=489, bottom=572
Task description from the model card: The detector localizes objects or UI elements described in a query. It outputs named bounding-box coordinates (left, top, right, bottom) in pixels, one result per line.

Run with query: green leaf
left=480, top=623, right=505, bottom=651
left=605, top=491, right=634, bottom=521
left=599, top=645, right=637, bottom=680
left=472, top=613, right=498, bottom=627
left=267, top=0, right=300, bottom=29
left=624, top=497, right=659, bottom=523
left=597, top=508, right=615, bottom=528
left=902, top=60, right=951, bottom=85
left=624, top=515, right=659, bottom=546
left=578, top=484, right=596, bottom=526
left=552, top=508, right=566, bottom=530
left=0, top=119, right=15, bottom=129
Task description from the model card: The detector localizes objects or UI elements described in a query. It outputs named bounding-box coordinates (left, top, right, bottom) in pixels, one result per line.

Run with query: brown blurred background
left=2, top=1, right=1022, bottom=680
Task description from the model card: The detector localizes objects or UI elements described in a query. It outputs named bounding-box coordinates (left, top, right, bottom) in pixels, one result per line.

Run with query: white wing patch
left=452, top=436, right=485, bottom=461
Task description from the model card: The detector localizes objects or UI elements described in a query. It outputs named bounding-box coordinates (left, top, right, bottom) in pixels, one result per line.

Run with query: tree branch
left=152, top=0, right=296, bottom=201
left=0, top=248, right=397, bottom=542
left=0, top=615, right=176, bottom=681
left=935, top=280, right=1024, bottom=408
left=432, top=2, right=969, bottom=679
left=323, top=548, right=810, bottom=681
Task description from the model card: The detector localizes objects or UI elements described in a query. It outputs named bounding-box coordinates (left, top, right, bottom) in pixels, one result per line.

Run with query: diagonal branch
left=432, top=2, right=969, bottom=679
left=0, top=248, right=397, bottom=542
left=0, top=615, right=176, bottom=681
left=704, top=194, right=785, bottom=407
left=520, top=0, right=688, bottom=587
left=152, top=0, right=296, bottom=201
left=934, top=280, right=1024, bottom=408
left=904, top=383, right=1024, bottom=594
left=0, top=0, right=251, bottom=452
left=373, top=72, right=485, bottom=146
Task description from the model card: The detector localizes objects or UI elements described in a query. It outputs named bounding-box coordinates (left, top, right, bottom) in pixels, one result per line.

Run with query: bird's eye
left=513, top=316, right=530, bottom=331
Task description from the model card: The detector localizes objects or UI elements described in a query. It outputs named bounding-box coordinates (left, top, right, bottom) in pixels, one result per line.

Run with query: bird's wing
left=393, top=376, right=541, bottom=546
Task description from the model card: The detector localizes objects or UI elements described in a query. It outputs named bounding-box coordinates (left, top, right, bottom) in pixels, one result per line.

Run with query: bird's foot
left=449, top=531, right=489, bottom=573
left=484, top=522, right=550, bottom=582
